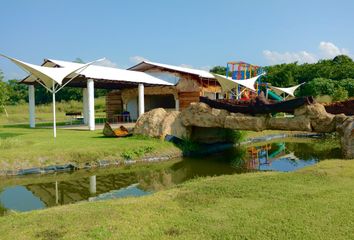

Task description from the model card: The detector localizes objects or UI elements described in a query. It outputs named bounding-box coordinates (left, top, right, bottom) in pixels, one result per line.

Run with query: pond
left=0, top=138, right=342, bottom=215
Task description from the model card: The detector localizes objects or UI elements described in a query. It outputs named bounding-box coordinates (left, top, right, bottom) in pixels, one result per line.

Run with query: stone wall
left=133, top=102, right=354, bottom=158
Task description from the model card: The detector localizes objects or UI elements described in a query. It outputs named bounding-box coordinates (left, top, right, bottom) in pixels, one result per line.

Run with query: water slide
left=268, top=90, right=283, bottom=101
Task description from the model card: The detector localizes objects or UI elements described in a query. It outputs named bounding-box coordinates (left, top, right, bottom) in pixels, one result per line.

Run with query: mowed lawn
left=0, top=160, right=353, bottom=239
left=0, top=125, right=181, bottom=170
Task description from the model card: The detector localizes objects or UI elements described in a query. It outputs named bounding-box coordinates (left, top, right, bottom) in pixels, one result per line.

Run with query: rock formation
left=134, top=108, right=190, bottom=139
left=133, top=102, right=353, bottom=158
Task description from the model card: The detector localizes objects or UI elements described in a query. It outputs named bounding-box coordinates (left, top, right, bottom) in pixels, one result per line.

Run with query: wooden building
left=106, top=61, right=221, bottom=121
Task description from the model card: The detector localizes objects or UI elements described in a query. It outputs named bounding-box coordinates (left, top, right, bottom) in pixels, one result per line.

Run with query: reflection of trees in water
left=229, top=147, right=248, bottom=169
left=285, top=140, right=341, bottom=160
left=0, top=202, right=7, bottom=216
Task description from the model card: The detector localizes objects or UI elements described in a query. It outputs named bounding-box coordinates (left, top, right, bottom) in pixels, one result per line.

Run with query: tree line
left=210, top=55, right=354, bottom=101
left=0, top=70, right=107, bottom=107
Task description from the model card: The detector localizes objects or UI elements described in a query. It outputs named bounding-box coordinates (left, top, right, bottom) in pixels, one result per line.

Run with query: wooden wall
left=178, top=91, right=200, bottom=110
left=106, top=90, right=123, bottom=121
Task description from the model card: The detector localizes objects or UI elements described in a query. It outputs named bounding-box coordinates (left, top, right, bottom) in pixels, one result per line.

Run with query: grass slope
left=1, top=160, right=353, bottom=240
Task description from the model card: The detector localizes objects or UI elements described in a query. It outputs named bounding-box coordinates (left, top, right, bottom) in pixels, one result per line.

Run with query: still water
left=0, top=139, right=341, bottom=215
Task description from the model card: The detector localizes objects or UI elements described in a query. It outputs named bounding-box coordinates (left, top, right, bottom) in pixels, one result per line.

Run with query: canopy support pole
left=28, top=85, right=36, bottom=128
left=138, top=83, right=144, bottom=117
left=87, top=79, right=95, bottom=131
left=82, top=88, right=88, bottom=125
left=52, top=81, right=57, bottom=138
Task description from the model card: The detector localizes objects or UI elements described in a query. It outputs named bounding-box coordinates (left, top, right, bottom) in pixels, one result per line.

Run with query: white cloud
left=263, top=41, right=351, bottom=65
left=129, top=56, right=149, bottom=64
left=319, top=41, right=349, bottom=58
left=263, top=50, right=317, bottom=64
left=93, top=58, right=118, bottom=68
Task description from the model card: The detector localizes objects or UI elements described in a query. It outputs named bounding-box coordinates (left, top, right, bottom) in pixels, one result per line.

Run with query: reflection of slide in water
left=246, top=143, right=288, bottom=170
left=268, top=143, right=286, bottom=159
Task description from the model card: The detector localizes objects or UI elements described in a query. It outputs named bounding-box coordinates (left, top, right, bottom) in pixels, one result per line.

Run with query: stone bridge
left=134, top=102, right=354, bottom=159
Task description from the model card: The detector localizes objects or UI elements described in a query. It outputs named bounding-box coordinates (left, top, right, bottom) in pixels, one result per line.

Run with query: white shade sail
left=0, top=54, right=105, bottom=138
left=0, top=54, right=102, bottom=87
left=35, top=59, right=174, bottom=86
left=213, top=73, right=265, bottom=92
left=270, top=83, right=305, bottom=97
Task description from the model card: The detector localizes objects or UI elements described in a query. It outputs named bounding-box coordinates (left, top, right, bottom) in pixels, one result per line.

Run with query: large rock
left=161, top=111, right=190, bottom=139
left=133, top=109, right=190, bottom=139
left=337, top=117, right=354, bottom=159
left=224, top=114, right=266, bottom=131
left=267, top=116, right=312, bottom=131
left=294, top=103, right=335, bottom=132
left=133, top=108, right=168, bottom=137
left=180, top=102, right=229, bottom=128
left=294, top=103, right=328, bottom=117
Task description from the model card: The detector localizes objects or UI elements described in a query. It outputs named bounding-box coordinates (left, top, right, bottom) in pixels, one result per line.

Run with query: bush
left=225, top=130, right=246, bottom=143
left=339, top=78, right=354, bottom=97
left=332, top=87, right=349, bottom=102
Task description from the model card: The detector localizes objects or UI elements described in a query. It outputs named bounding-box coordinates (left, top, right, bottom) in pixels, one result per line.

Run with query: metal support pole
left=52, top=81, right=57, bottom=138
left=28, top=85, right=36, bottom=128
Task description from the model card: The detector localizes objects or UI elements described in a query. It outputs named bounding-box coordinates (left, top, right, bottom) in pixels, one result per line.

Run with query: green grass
left=0, top=126, right=181, bottom=171
left=0, top=97, right=106, bottom=125
left=0, top=160, right=353, bottom=239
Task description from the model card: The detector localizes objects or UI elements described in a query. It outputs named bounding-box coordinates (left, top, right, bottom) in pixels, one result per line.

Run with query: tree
left=332, top=86, right=349, bottom=102
left=301, top=78, right=336, bottom=97
left=209, top=66, right=227, bottom=75
left=338, top=78, right=354, bottom=97
left=6, top=79, right=28, bottom=105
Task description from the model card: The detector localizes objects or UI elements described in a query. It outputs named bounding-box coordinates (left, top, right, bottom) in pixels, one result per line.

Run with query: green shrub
left=121, top=146, right=155, bottom=160
left=225, top=130, right=246, bottom=143
left=177, top=137, right=200, bottom=153
left=332, top=87, right=349, bottom=102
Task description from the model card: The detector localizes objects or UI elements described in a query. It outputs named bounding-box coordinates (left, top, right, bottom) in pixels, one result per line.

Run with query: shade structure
left=0, top=54, right=101, bottom=88
left=23, top=59, right=174, bottom=87
left=0, top=54, right=104, bottom=138
left=212, top=73, right=265, bottom=92
left=270, top=83, right=305, bottom=97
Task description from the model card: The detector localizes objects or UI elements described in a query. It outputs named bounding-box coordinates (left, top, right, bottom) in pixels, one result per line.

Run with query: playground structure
left=225, top=61, right=263, bottom=100
left=219, top=61, right=303, bottom=102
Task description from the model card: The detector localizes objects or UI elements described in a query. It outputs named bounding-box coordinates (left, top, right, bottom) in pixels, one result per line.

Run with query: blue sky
left=0, top=0, right=353, bottom=80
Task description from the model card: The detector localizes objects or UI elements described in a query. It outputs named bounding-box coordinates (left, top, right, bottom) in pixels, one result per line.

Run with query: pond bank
left=0, top=130, right=327, bottom=176
left=1, top=159, right=353, bottom=239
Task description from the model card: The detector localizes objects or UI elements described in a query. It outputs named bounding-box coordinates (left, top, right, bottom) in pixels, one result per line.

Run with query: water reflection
left=0, top=139, right=341, bottom=214
left=245, top=142, right=316, bottom=171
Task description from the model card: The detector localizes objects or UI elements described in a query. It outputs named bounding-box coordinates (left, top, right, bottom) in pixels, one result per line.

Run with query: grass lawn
left=0, top=98, right=106, bottom=125
left=0, top=160, right=353, bottom=239
left=0, top=125, right=181, bottom=171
